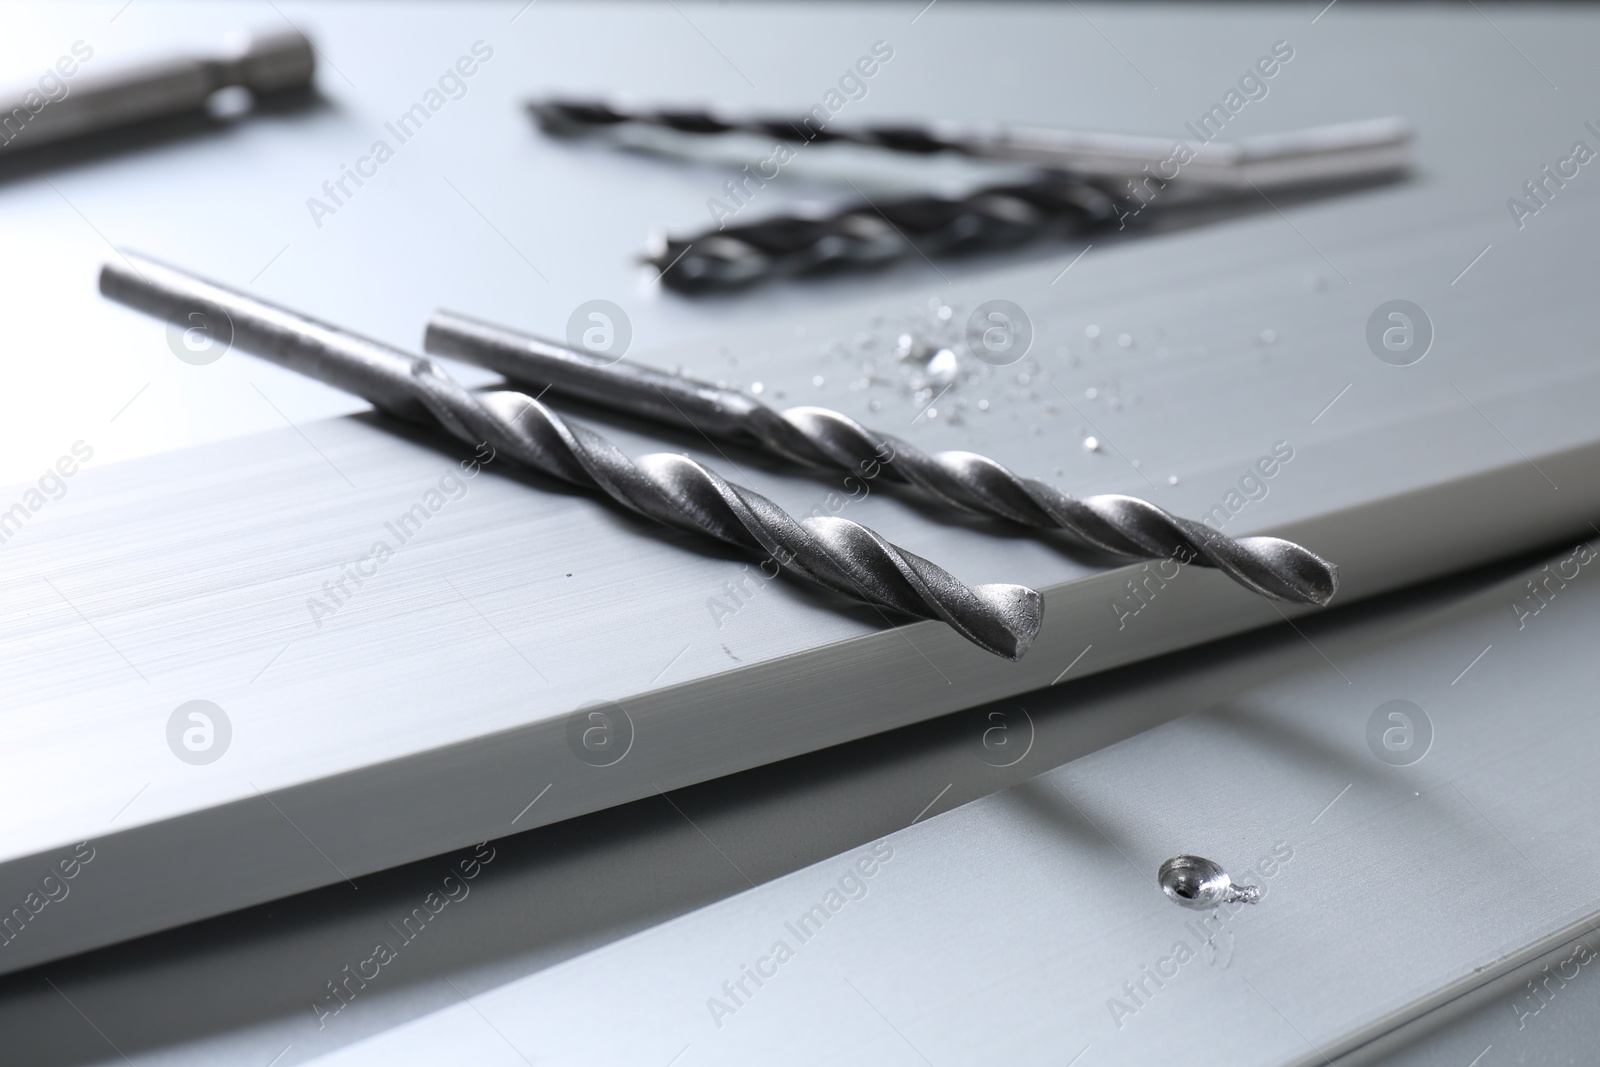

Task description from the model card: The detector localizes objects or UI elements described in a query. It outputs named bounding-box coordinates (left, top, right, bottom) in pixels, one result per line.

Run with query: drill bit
left=642, top=173, right=1122, bottom=291
left=529, top=98, right=962, bottom=157
left=529, top=101, right=1412, bottom=188
left=98, top=253, right=1044, bottom=661
left=530, top=102, right=1411, bottom=290
left=533, top=99, right=1124, bottom=289
left=423, top=311, right=1339, bottom=607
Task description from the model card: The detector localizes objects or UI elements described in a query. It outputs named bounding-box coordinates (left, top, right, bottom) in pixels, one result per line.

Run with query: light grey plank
left=6, top=0, right=1600, bottom=992
left=302, top=541, right=1600, bottom=1067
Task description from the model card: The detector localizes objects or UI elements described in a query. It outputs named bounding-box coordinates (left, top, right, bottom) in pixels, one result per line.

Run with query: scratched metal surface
left=298, top=543, right=1600, bottom=1067
left=3, top=0, right=1600, bottom=988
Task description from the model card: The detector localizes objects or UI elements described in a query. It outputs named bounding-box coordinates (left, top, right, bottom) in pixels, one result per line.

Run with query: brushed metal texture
left=4, top=226, right=1600, bottom=977
left=7, top=0, right=1600, bottom=992
left=298, top=543, right=1600, bottom=1067
left=0, top=553, right=1541, bottom=1066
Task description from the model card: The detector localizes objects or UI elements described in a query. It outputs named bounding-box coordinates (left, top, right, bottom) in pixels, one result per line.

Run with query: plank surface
left=4, top=1, right=1599, bottom=980
left=304, top=542, right=1600, bottom=1067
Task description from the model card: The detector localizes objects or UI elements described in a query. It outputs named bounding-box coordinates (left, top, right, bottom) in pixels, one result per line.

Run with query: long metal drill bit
left=98, top=253, right=1044, bottom=660
left=423, top=311, right=1339, bottom=607
left=529, top=103, right=1409, bottom=291
left=532, top=101, right=1130, bottom=290
left=528, top=101, right=1413, bottom=189
left=640, top=174, right=1122, bottom=291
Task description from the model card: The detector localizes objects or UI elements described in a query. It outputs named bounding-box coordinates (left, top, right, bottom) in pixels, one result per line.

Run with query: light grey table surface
left=2, top=2, right=1598, bottom=1064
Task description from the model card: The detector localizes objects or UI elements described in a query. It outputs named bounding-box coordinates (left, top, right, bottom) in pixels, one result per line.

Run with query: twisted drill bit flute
left=424, top=312, right=1339, bottom=607
left=534, top=102, right=1119, bottom=289
left=646, top=174, right=1121, bottom=292
left=530, top=102, right=1411, bottom=290
left=98, top=253, right=1044, bottom=660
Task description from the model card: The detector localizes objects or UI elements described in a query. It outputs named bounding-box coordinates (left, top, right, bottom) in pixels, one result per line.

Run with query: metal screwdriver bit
left=0, top=29, right=314, bottom=157
left=424, top=311, right=1339, bottom=608
left=98, top=253, right=1045, bottom=661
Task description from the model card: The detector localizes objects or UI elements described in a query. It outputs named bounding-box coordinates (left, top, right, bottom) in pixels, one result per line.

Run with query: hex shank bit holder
left=0, top=29, right=315, bottom=156
left=423, top=311, right=1338, bottom=607
left=98, top=253, right=1044, bottom=660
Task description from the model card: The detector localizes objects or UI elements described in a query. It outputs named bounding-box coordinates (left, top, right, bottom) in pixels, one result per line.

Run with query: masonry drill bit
left=98, top=253, right=1043, bottom=660
left=424, top=311, right=1338, bottom=607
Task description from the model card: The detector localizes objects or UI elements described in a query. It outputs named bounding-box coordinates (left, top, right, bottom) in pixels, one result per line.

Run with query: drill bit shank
left=424, top=311, right=1338, bottom=607
left=99, top=253, right=1043, bottom=660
